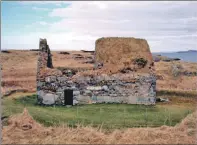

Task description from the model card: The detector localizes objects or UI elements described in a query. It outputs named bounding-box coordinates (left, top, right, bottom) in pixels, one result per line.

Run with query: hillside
left=1, top=50, right=197, bottom=96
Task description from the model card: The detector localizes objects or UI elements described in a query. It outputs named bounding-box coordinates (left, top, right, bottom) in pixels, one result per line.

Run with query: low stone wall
left=37, top=72, right=156, bottom=105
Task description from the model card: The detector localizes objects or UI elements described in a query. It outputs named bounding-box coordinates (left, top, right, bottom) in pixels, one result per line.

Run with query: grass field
left=2, top=93, right=196, bottom=129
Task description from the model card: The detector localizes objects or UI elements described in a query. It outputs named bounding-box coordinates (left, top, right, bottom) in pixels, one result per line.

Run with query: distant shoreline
left=177, top=50, right=197, bottom=53
left=153, top=51, right=197, bottom=63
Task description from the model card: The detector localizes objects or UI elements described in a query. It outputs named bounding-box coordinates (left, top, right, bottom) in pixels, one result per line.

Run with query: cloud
left=32, top=7, right=49, bottom=11
left=39, top=21, right=48, bottom=26
left=24, top=21, right=49, bottom=28
left=19, top=1, right=70, bottom=5
left=55, top=3, right=62, bottom=7
left=48, top=1, right=197, bottom=52
left=1, top=32, right=97, bottom=50
left=2, top=1, right=197, bottom=52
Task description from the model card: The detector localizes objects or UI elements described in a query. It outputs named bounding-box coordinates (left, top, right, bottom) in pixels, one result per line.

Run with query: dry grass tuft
left=2, top=108, right=197, bottom=144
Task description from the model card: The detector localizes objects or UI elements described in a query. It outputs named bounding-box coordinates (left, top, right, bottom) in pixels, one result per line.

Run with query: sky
left=1, top=1, right=197, bottom=52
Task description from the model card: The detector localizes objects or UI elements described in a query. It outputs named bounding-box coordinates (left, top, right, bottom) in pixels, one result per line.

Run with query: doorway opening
left=64, top=89, right=73, bottom=105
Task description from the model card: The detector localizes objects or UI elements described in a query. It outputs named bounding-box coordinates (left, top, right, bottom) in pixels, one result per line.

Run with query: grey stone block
left=42, top=93, right=58, bottom=105
left=57, top=76, right=68, bottom=83
left=73, top=91, right=80, bottom=96
left=102, top=85, right=108, bottom=91
left=37, top=90, right=45, bottom=97
left=73, top=100, right=79, bottom=105
left=37, top=81, right=45, bottom=87
left=45, top=76, right=56, bottom=83
left=87, top=86, right=102, bottom=91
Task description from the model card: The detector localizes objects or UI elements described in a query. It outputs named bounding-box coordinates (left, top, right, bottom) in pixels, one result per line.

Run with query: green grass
left=2, top=94, right=195, bottom=129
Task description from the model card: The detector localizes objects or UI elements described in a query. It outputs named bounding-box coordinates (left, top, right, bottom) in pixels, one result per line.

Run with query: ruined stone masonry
left=37, top=37, right=156, bottom=106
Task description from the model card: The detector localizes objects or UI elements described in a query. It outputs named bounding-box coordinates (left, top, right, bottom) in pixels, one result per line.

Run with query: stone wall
left=37, top=37, right=157, bottom=106
left=37, top=38, right=53, bottom=72
left=37, top=72, right=156, bottom=105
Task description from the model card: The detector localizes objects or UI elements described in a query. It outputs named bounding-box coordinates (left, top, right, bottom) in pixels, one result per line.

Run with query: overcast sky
left=1, top=1, right=197, bottom=52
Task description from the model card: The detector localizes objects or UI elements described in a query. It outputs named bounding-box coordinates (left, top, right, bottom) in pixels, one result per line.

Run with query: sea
left=152, top=51, right=197, bottom=63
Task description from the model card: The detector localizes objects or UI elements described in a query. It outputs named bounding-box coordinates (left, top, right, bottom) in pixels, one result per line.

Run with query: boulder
left=37, top=81, right=45, bottom=87
left=37, top=90, right=45, bottom=97
left=45, top=76, right=56, bottom=83
left=87, top=86, right=102, bottom=91
left=57, top=76, right=68, bottom=83
left=152, top=55, right=161, bottom=62
left=73, top=91, right=80, bottom=96
left=84, top=90, right=92, bottom=95
left=73, top=100, right=79, bottom=105
left=102, top=85, right=109, bottom=91
left=42, top=93, right=59, bottom=105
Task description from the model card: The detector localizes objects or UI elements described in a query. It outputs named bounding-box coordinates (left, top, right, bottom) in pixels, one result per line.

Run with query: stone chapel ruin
left=37, top=37, right=156, bottom=106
